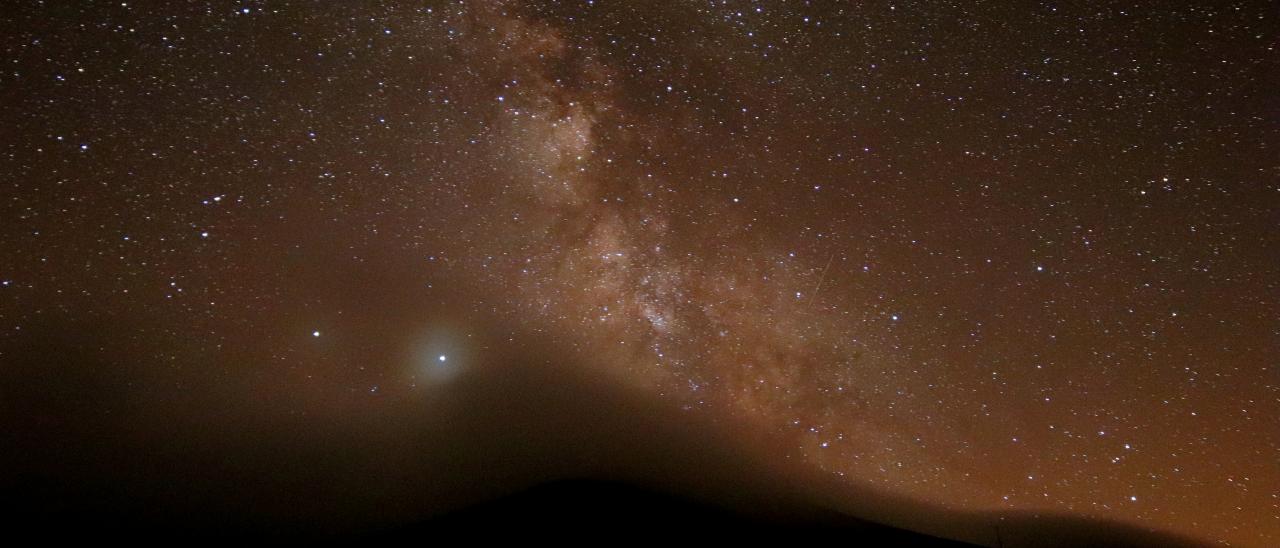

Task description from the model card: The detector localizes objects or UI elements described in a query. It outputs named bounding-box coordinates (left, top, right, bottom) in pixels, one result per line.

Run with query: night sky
left=2, top=1, right=1277, bottom=545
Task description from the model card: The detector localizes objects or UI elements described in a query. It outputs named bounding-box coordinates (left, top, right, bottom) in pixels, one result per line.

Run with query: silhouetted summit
left=359, top=478, right=978, bottom=545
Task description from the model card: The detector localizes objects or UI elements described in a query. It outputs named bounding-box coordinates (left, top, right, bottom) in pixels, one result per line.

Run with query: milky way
left=2, top=1, right=1277, bottom=545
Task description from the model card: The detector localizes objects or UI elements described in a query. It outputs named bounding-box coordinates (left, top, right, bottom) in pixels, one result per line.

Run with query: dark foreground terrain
left=5, top=474, right=1210, bottom=547
left=1, top=324, right=1208, bottom=547
left=2, top=476, right=970, bottom=544
left=358, top=478, right=976, bottom=544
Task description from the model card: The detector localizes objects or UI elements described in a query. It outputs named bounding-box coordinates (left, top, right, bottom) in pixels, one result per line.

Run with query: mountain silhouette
left=0, top=316, right=1208, bottom=546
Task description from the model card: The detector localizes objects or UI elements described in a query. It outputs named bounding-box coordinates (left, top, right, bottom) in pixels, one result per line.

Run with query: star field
left=1, top=1, right=1277, bottom=545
